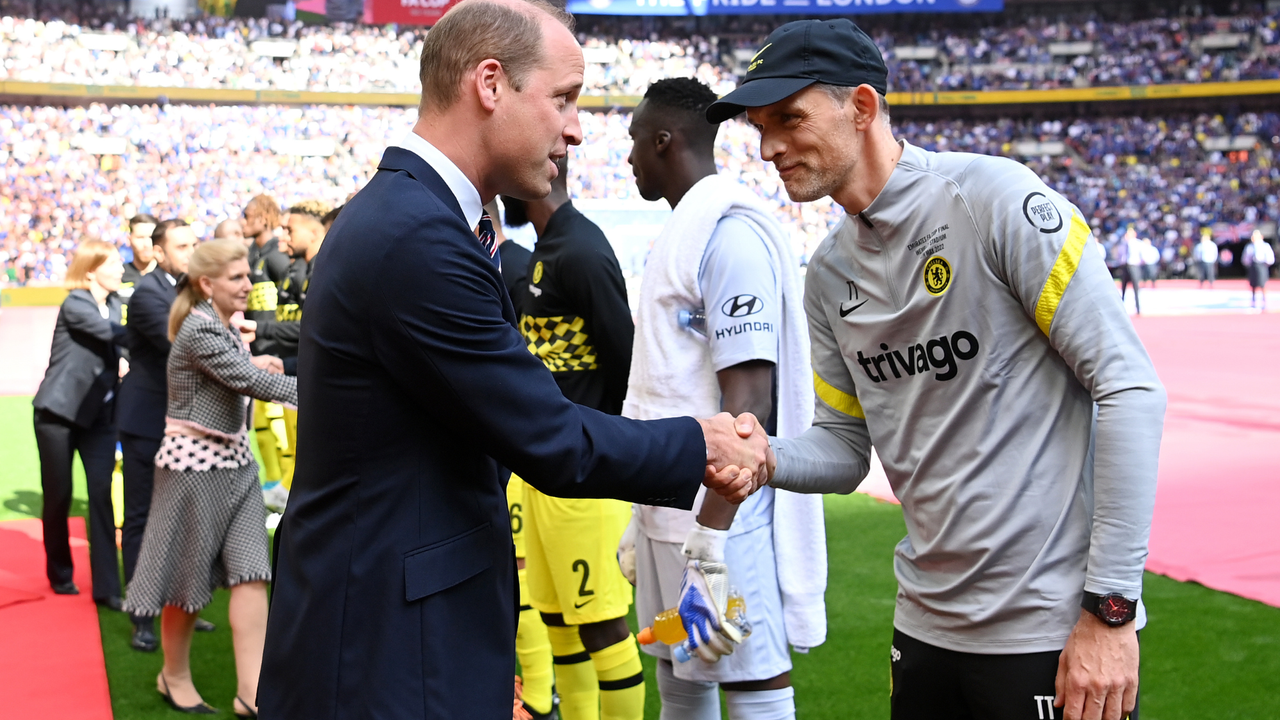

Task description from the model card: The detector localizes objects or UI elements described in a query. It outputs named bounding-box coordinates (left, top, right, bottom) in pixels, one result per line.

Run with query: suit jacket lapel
left=377, top=147, right=467, bottom=226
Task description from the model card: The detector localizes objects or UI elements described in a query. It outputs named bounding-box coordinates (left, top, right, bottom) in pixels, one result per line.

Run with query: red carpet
left=0, top=518, right=113, bottom=719
left=1135, top=313, right=1280, bottom=608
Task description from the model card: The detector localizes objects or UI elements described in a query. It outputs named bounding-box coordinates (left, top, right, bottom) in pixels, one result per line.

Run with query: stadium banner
left=567, top=0, right=1002, bottom=17
left=363, top=0, right=460, bottom=25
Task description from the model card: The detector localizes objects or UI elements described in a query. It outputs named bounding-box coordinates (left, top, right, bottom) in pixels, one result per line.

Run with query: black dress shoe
left=193, top=617, right=216, bottom=632
left=131, top=624, right=159, bottom=652
left=158, top=674, right=218, bottom=715
left=95, top=596, right=124, bottom=611
left=51, top=581, right=79, bottom=595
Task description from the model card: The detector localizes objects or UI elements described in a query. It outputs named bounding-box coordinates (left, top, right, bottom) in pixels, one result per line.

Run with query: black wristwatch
left=1082, top=592, right=1138, bottom=627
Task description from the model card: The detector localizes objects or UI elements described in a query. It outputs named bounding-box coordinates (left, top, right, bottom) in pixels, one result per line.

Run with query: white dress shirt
left=395, top=131, right=484, bottom=232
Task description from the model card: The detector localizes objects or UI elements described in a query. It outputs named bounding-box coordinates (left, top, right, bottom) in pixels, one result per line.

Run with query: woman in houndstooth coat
left=124, top=239, right=296, bottom=717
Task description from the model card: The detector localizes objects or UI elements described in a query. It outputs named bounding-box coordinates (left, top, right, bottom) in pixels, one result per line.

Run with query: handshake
left=697, top=412, right=776, bottom=504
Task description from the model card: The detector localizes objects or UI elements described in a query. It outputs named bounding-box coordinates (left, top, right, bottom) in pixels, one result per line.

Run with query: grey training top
left=772, top=140, right=1166, bottom=654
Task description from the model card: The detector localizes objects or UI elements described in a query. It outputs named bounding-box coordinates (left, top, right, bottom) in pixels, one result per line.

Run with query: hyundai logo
left=721, top=294, right=763, bottom=318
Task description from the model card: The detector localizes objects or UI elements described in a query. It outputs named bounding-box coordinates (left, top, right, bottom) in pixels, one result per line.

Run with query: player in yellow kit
left=509, top=475, right=555, bottom=720
left=241, top=195, right=291, bottom=489
left=503, top=163, right=644, bottom=720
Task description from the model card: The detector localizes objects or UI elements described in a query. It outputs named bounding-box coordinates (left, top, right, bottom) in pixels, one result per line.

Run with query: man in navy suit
left=116, top=219, right=196, bottom=651
left=258, top=1, right=772, bottom=717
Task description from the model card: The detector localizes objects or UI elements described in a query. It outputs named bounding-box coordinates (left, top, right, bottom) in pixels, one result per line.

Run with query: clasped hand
left=250, top=354, right=285, bottom=375
left=697, top=412, right=775, bottom=504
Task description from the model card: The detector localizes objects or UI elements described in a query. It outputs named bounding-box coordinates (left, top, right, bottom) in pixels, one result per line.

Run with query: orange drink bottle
left=636, top=589, right=750, bottom=662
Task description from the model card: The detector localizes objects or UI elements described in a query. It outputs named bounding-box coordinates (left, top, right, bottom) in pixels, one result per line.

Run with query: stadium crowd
left=3, top=5, right=1280, bottom=94
left=3, top=100, right=1276, bottom=286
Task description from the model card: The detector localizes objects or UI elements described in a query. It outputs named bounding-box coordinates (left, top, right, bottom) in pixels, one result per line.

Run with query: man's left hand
left=1054, top=609, right=1139, bottom=720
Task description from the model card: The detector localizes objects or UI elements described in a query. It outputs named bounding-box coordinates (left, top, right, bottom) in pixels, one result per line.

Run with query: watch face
left=1101, top=596, right=1132, bottom=624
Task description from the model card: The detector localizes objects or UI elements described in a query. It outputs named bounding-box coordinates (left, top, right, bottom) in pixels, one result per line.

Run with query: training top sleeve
left=769, top=235, right=873, bottom=495
left=698, top=216, right=779, bottom=371
left=969, top=159, right=1166, bottom=599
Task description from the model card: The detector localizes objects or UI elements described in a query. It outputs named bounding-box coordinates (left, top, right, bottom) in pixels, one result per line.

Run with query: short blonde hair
left=418, top=0, right=573, bottom=113
left=64, top=239, right=118, bottom=290
left=288, top=199, right=332, bottom=225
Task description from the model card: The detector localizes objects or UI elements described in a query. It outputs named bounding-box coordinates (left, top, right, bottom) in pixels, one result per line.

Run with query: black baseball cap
left=706, top=19, right=888, bottom=124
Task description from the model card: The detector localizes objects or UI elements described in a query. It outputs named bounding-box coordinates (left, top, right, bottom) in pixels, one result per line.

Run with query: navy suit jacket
left=259, top=147, right=706, bottom=719
left=116, top=270, right=176, bottom=439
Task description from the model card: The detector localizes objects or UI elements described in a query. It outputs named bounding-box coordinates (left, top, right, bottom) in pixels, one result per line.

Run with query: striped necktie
left=475, top=212, right=500, bottom=268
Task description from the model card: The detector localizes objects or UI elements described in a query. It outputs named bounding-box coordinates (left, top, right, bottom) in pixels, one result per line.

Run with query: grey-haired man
left=707, top=18, right=1165, bottom=720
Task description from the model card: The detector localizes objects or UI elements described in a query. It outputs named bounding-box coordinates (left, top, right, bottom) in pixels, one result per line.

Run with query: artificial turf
left=2, top=394, right=1277, bottom=718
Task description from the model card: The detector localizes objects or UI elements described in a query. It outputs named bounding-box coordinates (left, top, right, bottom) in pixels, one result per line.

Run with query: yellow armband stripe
left=1034, top=211, right=1091, bottom=337
left=814, top=371, right=864, bottom=419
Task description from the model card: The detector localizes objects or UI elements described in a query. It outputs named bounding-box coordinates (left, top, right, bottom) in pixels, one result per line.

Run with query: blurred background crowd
left=3, top=101, right=1276, bottom=285
left=1, top=0, right=1277, bottom=286
left=3, top=3, right=1280, bottom=95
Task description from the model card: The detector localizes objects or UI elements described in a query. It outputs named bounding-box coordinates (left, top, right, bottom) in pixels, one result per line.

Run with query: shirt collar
left=396, top=131, right=484, bottom=230
left=162, top=270, right=177, bottom=286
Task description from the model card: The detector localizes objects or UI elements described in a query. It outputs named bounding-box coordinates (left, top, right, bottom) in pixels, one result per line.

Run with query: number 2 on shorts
left=572, top=559, right=594, bottom=597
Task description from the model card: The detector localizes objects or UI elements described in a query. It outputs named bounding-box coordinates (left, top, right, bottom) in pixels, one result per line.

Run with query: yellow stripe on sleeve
left=1034, top=211, right=1092, bottom=336
left=814, top=372, right=865, bottom=419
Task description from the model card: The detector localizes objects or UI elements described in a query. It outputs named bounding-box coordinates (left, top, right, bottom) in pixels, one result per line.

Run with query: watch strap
left=1081, top=591, right=1137, bottom=626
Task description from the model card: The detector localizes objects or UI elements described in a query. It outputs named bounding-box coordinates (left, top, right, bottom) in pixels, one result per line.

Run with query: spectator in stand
left=1243, top=229, right=1276, bottom=309
left=31, top=239, right=126, bottom=604
left=1195, top=228, right=1218, bottom=288
left=4, top=8, right=1280, bottom=95
left=1, top=99, right=1277, bottom=288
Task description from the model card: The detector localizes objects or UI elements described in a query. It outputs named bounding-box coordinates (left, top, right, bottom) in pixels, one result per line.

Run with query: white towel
left=624, top=174, right=828, bottom=650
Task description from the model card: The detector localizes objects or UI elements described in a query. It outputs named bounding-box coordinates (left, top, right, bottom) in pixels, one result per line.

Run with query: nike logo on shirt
left=840, top=299, right=868, bottom=317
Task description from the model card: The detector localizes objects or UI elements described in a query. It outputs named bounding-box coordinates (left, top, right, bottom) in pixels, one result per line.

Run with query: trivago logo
left=856, top=331, right=980, bottom=383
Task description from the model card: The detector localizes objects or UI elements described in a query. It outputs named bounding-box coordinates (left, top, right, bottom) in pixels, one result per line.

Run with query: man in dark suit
left=116, top=219, right=197, bottom=651
left=258, top=1, right=771, bottom=717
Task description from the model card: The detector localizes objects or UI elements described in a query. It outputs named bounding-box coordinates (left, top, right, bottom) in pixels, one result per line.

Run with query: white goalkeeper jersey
left=771, top=140, right=1166, bottom=654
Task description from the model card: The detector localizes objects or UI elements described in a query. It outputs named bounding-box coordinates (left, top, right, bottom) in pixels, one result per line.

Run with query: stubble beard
left=782, top=165, right=844, bottom=203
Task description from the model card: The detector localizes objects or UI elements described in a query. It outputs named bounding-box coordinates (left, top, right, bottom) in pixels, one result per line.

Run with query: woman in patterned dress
left=124, top=239, right=296, bottom=717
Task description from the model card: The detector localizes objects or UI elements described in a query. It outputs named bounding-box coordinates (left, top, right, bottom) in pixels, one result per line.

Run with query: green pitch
left=1, top=395, right=1276, bottom=718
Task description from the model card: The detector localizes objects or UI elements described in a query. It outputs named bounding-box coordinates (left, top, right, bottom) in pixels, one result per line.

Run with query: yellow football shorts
left=508, top=474, right=528, bottom=560
left=523, top=483, right=633, bottom=625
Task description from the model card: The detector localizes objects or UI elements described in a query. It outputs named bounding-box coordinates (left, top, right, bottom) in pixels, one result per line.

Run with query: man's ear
left=472, top=58, right=505, bottom=113
left=851, top=84, right=880, bottom=131
left=654, top=129, right=673, bottom=157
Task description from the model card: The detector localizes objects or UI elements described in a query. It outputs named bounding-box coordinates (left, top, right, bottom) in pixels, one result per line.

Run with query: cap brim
left=705, top=77, right=819, bottom=124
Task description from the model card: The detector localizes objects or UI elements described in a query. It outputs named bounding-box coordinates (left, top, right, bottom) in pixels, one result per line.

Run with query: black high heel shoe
left=234, top=696, right=258, bottom=718
left=158, top=674, right=218, bottom=715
